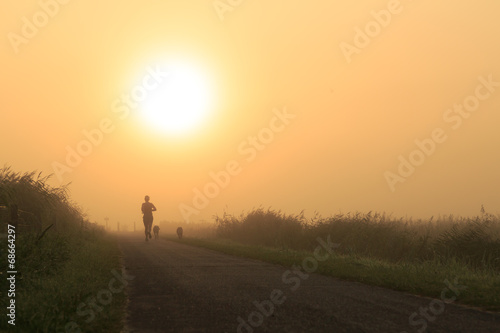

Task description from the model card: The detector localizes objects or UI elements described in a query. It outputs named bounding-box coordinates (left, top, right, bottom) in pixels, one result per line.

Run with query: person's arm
left=152, top=203, right=157, bottom=212
left=141, top=203, right=145, bottom=214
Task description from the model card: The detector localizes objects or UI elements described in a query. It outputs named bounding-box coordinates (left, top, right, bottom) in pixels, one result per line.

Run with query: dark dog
left=176, top=227, right=183, bottom=239
left=153, top=225, right=160, bottom=239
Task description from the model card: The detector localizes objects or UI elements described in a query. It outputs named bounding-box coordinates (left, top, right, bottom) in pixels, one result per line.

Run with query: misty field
left=213, top=208, right=500, bottom=270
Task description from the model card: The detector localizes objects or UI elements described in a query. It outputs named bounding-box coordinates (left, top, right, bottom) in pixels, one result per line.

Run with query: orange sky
left=1, top=0, right=499, bottom=227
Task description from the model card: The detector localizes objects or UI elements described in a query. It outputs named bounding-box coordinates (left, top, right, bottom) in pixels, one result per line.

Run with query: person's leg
left=147, top=220, right=153, bottom=238
left=143, top=219, right=148, bottom=241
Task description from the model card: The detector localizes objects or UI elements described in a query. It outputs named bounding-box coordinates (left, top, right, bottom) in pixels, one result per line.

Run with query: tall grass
left=0, top=166, right=84, bottom=232
left=214, top=207, right=500, bottom=271
left=0, top=166, right=125, bottom=332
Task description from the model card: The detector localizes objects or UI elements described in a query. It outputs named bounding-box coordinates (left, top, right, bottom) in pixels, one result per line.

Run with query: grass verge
left=1, top=167, right=129, bottom=332
left=167, top=236, right=500, bottom=312
left=0, top=229, right=127, bottom=333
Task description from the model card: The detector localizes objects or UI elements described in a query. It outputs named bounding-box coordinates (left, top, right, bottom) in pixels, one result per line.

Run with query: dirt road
left=118, top=235, right=499, bottom=332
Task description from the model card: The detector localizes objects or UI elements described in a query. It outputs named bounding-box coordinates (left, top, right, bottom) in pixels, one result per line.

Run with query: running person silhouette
left=141, top=195, right=157, bottom=241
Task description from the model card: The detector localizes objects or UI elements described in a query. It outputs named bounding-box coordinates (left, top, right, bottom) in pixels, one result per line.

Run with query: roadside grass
left=0, top=167, right=127, bottom=332
left=0, top=229, right=126, bottom=333
left=167, top=232, right=500, bottom=312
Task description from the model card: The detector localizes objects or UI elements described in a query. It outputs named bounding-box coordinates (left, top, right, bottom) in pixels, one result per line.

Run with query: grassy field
left=169, top=208, right=500, bottom=311
left=0, top=167, right=126, bottom=332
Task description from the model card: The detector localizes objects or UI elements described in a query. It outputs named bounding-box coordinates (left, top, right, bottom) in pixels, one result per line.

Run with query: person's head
left=145, top=195, right=150, bottom=202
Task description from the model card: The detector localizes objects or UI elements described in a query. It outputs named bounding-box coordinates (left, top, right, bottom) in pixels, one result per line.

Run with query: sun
left=140, top=62, right=212, bottom=136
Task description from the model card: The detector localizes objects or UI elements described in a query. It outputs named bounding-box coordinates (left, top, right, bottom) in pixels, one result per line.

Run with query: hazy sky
left=1, top=0, right=499, bottom=227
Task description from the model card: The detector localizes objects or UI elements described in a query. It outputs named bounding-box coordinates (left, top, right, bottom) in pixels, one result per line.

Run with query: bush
left=214, top=208, right=500, bottom=271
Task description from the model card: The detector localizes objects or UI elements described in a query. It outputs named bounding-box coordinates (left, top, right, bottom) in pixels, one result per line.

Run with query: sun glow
left=140, top=62, right=212, bottom=136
